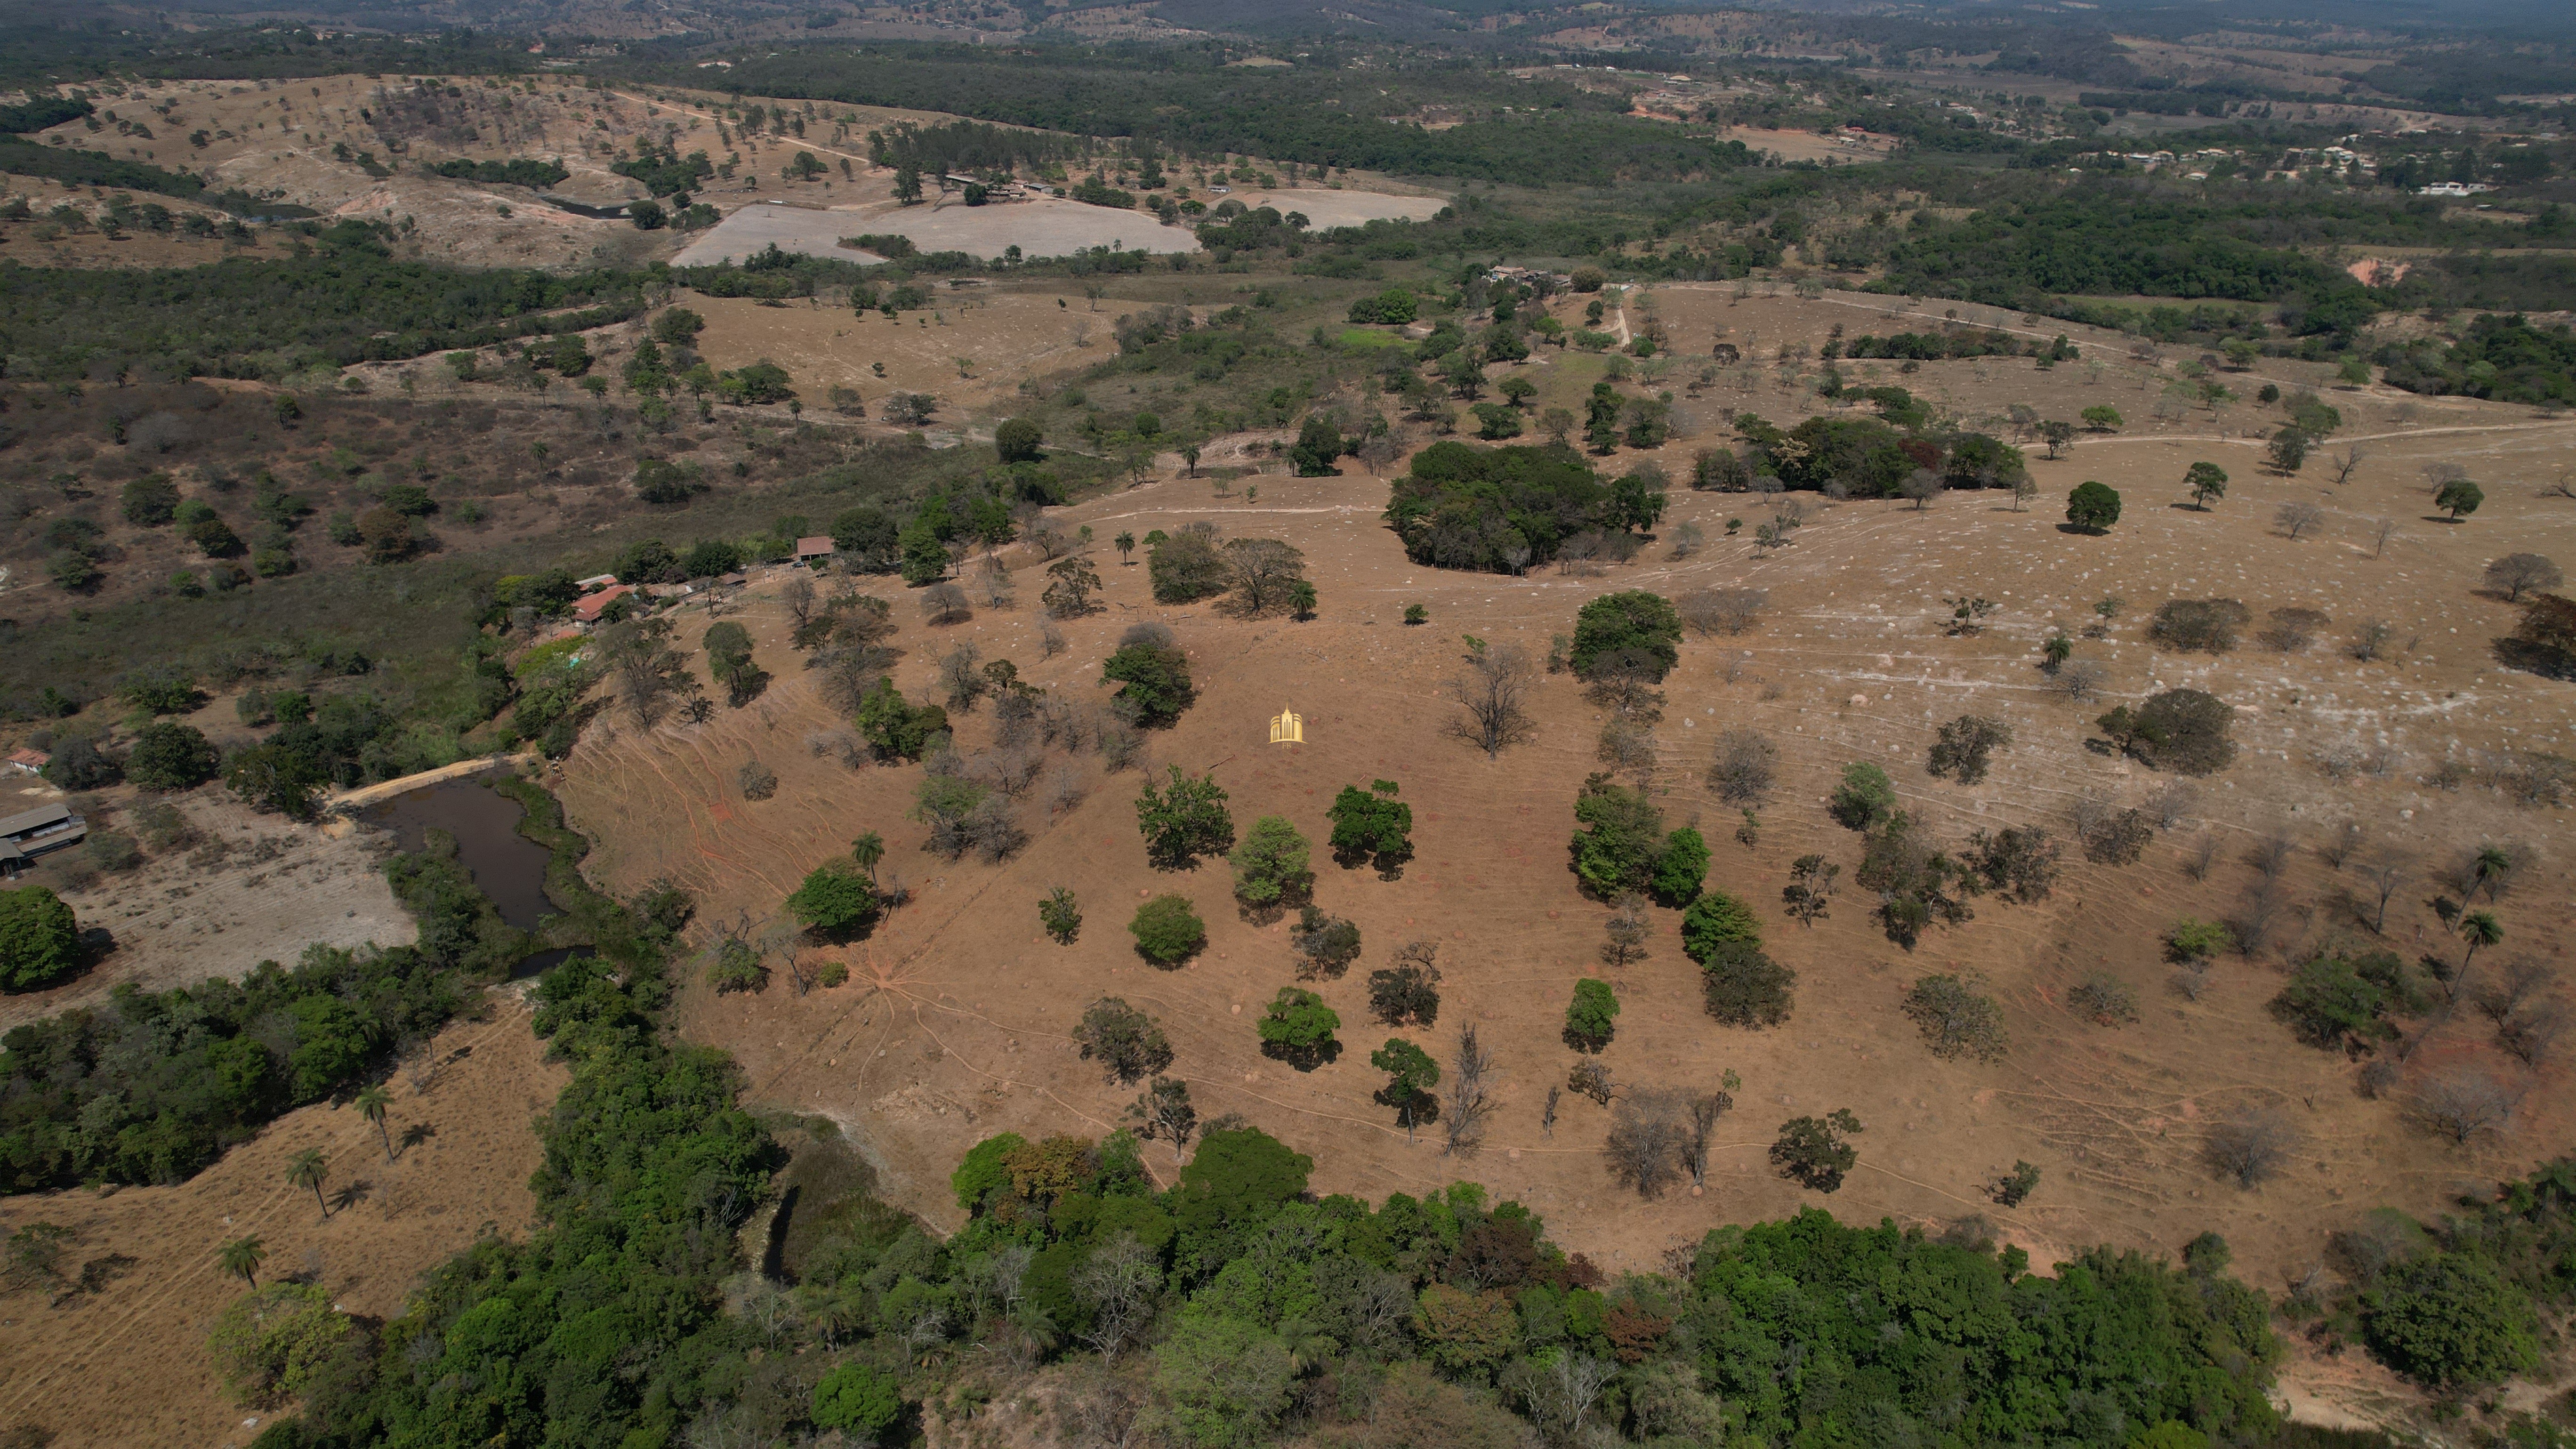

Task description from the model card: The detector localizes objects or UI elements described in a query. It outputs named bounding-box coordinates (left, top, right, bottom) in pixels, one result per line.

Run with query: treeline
left=0, top=135, right=277, bottom=215
left=650, top=43, right=1755, bottom=185
left=866, top=118, right=1083, bottom=177
left=244, top=1068, right=2290, bottom=1447
left=0, top=220, right=651, bottom=382
left=426, top=156, right=568, bottom=188
left=0, top=22, right=532, bottom=90
left=2378, top=312, right=2576, bottom=405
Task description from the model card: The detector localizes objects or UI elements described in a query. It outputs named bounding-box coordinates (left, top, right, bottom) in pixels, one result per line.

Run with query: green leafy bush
left=1128, top=894, right=1206, bottom=966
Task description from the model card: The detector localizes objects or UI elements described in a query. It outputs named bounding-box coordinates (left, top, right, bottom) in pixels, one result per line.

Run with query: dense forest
left=0, top=221, right=651, bottom=382
left=639, top=44, right=1757, bottom=186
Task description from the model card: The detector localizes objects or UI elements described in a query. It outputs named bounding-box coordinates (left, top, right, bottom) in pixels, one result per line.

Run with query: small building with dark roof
left=0, top=802, right=85, bottom=876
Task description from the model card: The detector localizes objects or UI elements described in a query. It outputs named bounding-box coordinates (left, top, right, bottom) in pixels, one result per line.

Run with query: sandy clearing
left=0, top=789, right=416, bottom=1036
left=674, top=194, right=1201, bottom=267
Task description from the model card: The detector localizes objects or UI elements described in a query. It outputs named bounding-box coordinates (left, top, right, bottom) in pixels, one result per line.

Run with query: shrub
left=2270, top=949, right=2420, bottom=1048
left=1256, top=986, right=1339, bottom=1069
left=0, top=886, right=83, bottom=991
left=1563, top=978, right=1620, bottom=1052
left=1146, top=528, right=1231, bottom=603
left=1128, top=894, right=1205, bottom=966
left=1570, top=591, right=1682, bottom=681
left=1707, top=729, right=1777, bottom=805
left=1074, top=997, right=1173, bottom=1084
left=2099, top=688, right=2237, bottom=775
left=1828, top=762, right=1897, bottom=829
left=125, top=722, right=219, bottom=791
left=1963, top=825, right=2059, bottom=902
left=2067, top=973, right=2139, bottom=1026
left=1038, top=886, right=1081, bottom=944
left=736, top=759, right=778, bottom=800
left=206, top=1282, right=349, bottom=1407
left=1288, top=907, right=1361, bottom=978
left=1926, top=715, right=2012, bottom=785
left=2165, top=918, right=2235, bottom=964
left=2147, top=599, right=2251, bottom=653
left=784, top=863, right=877, bottom=937
left=1903, top=974, right=2007, bottom=1061
left=1229, top=815, right=1313, bottom=911
left=1679, top=587, right=1765, bottom=636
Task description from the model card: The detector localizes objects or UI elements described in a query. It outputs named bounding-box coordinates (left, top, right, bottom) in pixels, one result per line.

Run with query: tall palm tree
left=218, top=1236, right=266, bottom=1288
left=355, top=1084, right=394, bottom=1163
left=2459, top=910, right=2504, bottom=993
left=851, top=831, right=885, bottom=886
left=288, top=1149, right=330, bottom=1221
left=2472, top=846, right=2512, bottom=902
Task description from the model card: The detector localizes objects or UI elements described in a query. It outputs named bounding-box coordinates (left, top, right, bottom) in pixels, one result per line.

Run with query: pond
left=363, top=778, right=558, bottom=934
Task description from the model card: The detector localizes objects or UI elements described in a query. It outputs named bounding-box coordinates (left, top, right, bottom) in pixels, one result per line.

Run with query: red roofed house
left=796, top=536, right=835, bottom=564
left=574, top=584, right=638, bottom=623
left=5, top=748, right=47, bottom=775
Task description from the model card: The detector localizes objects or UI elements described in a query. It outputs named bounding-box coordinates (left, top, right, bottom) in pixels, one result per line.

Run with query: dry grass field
left=541, top=289, right=2575, bottom=1427
left=0, top=998, right=561, bottom=1449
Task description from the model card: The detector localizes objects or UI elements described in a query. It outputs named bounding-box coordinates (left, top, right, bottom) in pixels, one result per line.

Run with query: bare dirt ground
left=0, top=787, right=415, bottom=1036
left=547, top=293, right=2576, bottom=1405
left=0, top=997, right=561, bottom=1449
left=673, top=193, right=1204, bottom=268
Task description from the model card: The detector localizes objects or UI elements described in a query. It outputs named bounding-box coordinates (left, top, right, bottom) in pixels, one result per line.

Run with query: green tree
left=854, top=678, right=948, bottom=761
left=125, top=722, right=219, bottom=791
left=1569, top=773, right=1665, bottom=898
left=813, top=1362, right=905, bottom=1442
left=1135, top=766, right=1234, bottom=868
left=995, top=417, right=1044, bottom=464
left=1039, top=886, right=1082, bottom=944
left=2066, top=481, right=2122, bottom=534
left=786, top=861, right=879, bottom=937
left=1770, top=1109, right=1863, bottom=1191
left=2079, top=405, right=2123, bottom=432
left=0, top=886, right=83, bottom=991
left=1128, top=894, right=1207, bottom=966
left=1288, top=415, right=1344, bottom=476
left=2361, top=1251, right=2540, bottom=1387
left=1681, top=890, right=1762, bottom=961
left=1102, top=641, right=1197, bottom=727
left=1228, top=815, right=1313, bottom=912
left=1370, top=1037, right=1440, bottom=1136
left=287, top=1149, right=330, bottom=1221
left=1650, top=825, right=1708, bottom=907
left=2183, top=461, right=2228, bottom=509
left=122, top=473, right=181, bottom=526
left=1828, top=762, right=1897, bottom=829
left=218, top=1235, right=267, bottom=1287
left=1326, top=780, right=1412, bottom=871
left=1563, top=978, right=1620, bottom=1052
left=1570, top=590, right=1683, bottom=681
left=1256, top=986, right=1340, bottom=1069
left=1697, top=953, right=1793, bottom=1035
left=2165, top=918, right=2235, bottom=965
left=355, top=1084, right=394, bottom=1163
left=2265, top=427, right=2308, bottom=474
left=2435, top=478, right=2483, bottom=520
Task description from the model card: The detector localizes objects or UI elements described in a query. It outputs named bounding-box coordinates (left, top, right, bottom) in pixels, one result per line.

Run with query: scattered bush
left=1902, top=974, right=2007, bottom=1061
left=1562, top=978, right=1620, bottom=1052
left=1828, top=762, right=1897, bottom=829
left=2147, top=599, right=2251, bottom=653
left=1288, top=907, right=1361, bottom=979
left=1770, top=1109, right=1863, bottom=1192
left=1699, top=942, right=1795, bottom=1029
left=2098, top=689, right=2237, bottom=775
left=1927, top=715, right=2013, bottom=785
left=1127, top=894, right=1206, bottom=966
left=1367, top=943, right=1442, bottom=1026
left=1074, top=997, right=1173, bottom=1084
left=1678, top=587, right=1765, bottom=636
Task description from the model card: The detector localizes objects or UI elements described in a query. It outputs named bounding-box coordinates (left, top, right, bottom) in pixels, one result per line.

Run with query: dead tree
left=2205, top=1110, right=2296, bottom=1189
left=1443, top=1025, right=1496, bottom=1156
